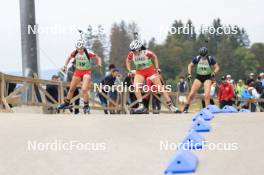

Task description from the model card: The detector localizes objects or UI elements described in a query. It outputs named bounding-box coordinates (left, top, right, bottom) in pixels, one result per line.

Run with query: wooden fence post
left=121, top=91, right=126, bottom=114
left=59, top=82, right=64, bottom=104
left=1, top=74, right=11, bottom=111
left=0, top=73, right=3, bottom=108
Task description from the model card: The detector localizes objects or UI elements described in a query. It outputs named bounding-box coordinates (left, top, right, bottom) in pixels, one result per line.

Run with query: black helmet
left=199, top=47, right=208, bottom=57
left=221, top=75, right=226, bottom=81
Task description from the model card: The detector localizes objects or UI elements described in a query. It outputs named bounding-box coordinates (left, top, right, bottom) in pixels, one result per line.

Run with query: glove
left=128, top=70, right=136, bottom=77
left=211, top=72, right=216, bottom=78
left=187, top=74, right=192, bottom=82
left=131, top=70, right=136, bottom=74
left=155, top=68, right=162, bottom=74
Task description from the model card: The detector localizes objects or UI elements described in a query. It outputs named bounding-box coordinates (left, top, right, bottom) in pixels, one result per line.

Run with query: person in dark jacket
left=99, top=68, right=120, bottom=114
left=246, top=73, right=255, bottom=86
left=6, top=83, right=17, bottom=108
left=46, top=75, right=60, bottom=103
left=177, top=76, right=188, bottom=108
left=44, top=75, right=60, bottom=114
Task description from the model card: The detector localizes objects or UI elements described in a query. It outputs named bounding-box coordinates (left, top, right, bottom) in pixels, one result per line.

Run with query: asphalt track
left=0, top=112, right=263, bottom=175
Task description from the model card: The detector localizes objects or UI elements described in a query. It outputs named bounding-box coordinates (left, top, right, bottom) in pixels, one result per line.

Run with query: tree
left=216, top=38, right=237, bottom=78
left=206, top=18, right=223, bottom=55
left=109, top=21, right=133, bottom=71
left=250, top=43, right=264, bottom=71
left=185, top=19, right=196, bottom=41
left=148, top=37, right=156, bottom=50
left=234, top=47, right=259, bottom=79
left=127, top=21, right=139, bottom=39
left=229, top=26, right=250, bottom=48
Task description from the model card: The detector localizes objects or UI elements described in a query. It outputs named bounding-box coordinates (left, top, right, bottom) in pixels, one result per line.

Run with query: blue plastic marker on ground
left=193, top=108, right=214, bottom=121
left=181, top=131, right=205, bottom=150
left=164, top=149, right=198, bottom=174
left=221, top=105, right=238, bottom=113
left=192, top=116, right=211, bottom=132
left=206, top=104, right=222, bottom=113
left=239, top=108, right=250, bottom=112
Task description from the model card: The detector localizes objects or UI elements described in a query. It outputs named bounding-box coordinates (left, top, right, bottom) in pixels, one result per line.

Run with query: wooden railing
left=0, top=72, right=263, bottom=113
left=0, top=72, right=125, bottom=113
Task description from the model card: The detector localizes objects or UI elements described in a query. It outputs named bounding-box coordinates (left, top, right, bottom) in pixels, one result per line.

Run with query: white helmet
left=129, top=40, right=143, bottom=51
left=76, top=39, right=85, bottom=49
left=226, top=74, right=231, bottom=78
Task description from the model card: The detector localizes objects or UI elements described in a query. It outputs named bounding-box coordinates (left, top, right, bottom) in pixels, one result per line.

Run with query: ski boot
left=183, top=104, right=189, bottom=113
left=83, top=104, right=90, bottom=114
left=133, top=103, right=148, bottom=114
left=169, top=104, right=181, bottom=113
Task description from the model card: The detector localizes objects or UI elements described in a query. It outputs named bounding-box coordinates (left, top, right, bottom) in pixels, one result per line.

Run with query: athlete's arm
left=63, top=55, right=74, bottom=71
left=126, top=57, right=132, bottom=72
left=148, top=51, right=159, bottom=69
left=94, top=54, right=102, bottom=67
left=187, top=62, right=194, bottom=75
left=88, top=51, right=102, bottom=67
left=212, top=63, right=220, bottom=74
left=126, top=52, right=133, bottom=72
left=152, top=54, right=160, bottom=69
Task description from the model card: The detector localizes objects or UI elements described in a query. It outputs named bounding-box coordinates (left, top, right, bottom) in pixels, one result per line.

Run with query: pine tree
left=148, top=37, right=156, bottom=50
left=109, top=21, right=134, bottom=71
left=250, top=43, right=264, bottom=71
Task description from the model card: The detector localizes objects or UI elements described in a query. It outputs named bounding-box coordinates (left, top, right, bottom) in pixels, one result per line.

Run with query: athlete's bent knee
left=69, top=87, right=76, bottom=93
left=189, top=92, right=195, bottom=98
left=82, top=89, right=89, bottom=95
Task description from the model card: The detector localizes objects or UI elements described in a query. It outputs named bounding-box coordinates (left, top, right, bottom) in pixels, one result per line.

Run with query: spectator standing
left=226, top=74, right=234, bottom=86
left=246, top=73, right=255, bottom=85
left=248, top=82, right=261, bottom=112
left=6, top=82, right=16, bottom=108
left=240, top=85, right=251, bottom=109
left=177, top=76, right=189, bottom=108
left=260, top=72, right=264, bottom=87
left=100, top=68, right=120, bottom=114
left=258, top=73, right=264, bottom=112
left=218, top=76, right=235, bottom=108
left=255, top=75, right=263, bottom=94
left=235, top=80, right=244, bottom=97
left=105, top=64, right=116, bottom=76
left=44, top=75, right=60, bottom=114
left=235, top=79, right=244, bottom=106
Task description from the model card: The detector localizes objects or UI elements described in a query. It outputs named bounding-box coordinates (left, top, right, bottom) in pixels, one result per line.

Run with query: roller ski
left=83, top=103, right=90, bottom=114
left=131, top=103, right=148, bottom=114
left=167, top=101, right=181, bottom=113
left=57, top=100, right=73, bottom=112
